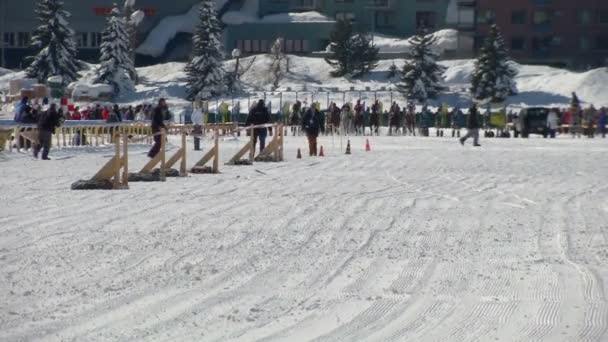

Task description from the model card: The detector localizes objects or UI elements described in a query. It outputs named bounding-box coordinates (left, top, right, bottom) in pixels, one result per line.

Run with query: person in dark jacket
left=302, top=106, right=325, bottom=156
left=34, top=104, right=61, bottom=160
left=148, top=98, right=168, bottom=158
left=460, top=104, right=481, bottom=146
left=246, top=99, right=272, bottom=154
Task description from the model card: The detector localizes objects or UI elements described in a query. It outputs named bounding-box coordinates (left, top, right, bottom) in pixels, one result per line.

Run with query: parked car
left=515, top=107, right=550, bottom=138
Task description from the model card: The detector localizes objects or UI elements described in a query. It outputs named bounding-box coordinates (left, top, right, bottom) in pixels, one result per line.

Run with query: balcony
left=365, top=0, right=393, bottom=10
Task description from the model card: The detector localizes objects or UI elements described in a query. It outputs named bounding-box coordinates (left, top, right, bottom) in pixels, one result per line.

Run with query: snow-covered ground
left=1, top=134, right=607, bottom=341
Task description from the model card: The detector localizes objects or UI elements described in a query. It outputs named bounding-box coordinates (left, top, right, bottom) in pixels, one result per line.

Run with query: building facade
left=475, top=0, right=608, bottom=67
left=1, top=0, right=462, bottom=68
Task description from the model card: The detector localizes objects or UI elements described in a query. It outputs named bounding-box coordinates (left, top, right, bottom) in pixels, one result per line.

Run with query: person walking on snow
left=34, top=104, right=61, bottom=160
left=460, top=104, right=481, bottom=147
left=302, top=106, right=325, bottom=156
left=148, top=98, right=168, bottom=158
left=598, top=107, right=607, bottom=138
left=246, top=99, right=272, bottom=155
left=546, top=108, right=559, bottom=138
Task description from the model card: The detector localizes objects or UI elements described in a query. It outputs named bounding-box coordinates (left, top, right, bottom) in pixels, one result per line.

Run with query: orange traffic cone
left=297, top=148, right=302, bottom=159
left=365, top=139, right=371, bottom=152
left=319, top=145, right=324, bottom=157
left=345, top=140, right=351, bottom=155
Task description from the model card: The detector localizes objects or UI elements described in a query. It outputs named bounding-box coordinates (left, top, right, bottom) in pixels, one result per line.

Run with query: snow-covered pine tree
left=269, top=38, right=285, bottom=90
left=398, top=32, right=446, bottom=104
left=185, top=0, right=225, bottom=100
left=93, top=6, right=134, bottom=95
left=350, top=33, right=379, bottom=77
left=470, top=25, right=518, bottom=103
left=325, top=19, right=354, bottom=77
left=387, top=62, right=398, bottom=79
left=26, top=0, right=80, bottom=84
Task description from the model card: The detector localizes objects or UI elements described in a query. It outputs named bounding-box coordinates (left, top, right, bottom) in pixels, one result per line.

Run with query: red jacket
left=102, top=109, right=109, bottom=120
left=71, top=111, right=81, bottom=120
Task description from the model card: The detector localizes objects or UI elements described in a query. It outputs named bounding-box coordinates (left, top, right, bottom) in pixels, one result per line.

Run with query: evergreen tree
left=398, top=32, right=446, bottom=104
left=325, top=20, right=378, bottom=78
left=325, top=19, right=354, bottom=77
left=387, top=62, right=398, bottom=79
left=350, top=33, right=379, bottom=77
left=470, top=25, right=518, bottom=103
left=268, top=38, right=286, bottom=90
left=26, top=0, right=80, bottom=84
left=93, top=6, right=134, bottom=95
left=185, top=0, right=225, bottom=100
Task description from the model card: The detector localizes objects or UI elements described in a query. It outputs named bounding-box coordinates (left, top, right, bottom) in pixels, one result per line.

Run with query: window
left=533, top=10, right=553, bottom=25
left=76, top=32, right=88, bottom=48
left=477, top=9, right=495, bottom=24
left=511, top=37, right=526, bottom=50
left=596, top=36, right=608, bottom=50
left=285, top=39, right=294, bottom=53
left=3, top=32, right=15, bottom=47
left=550, top=36, right=561, bottom=47
left=578, top=9, right=592, bottom=25
left=17, top=32, right=30, bottom=47
left=375, top=12, right=393, bottom=28
left=90, top=32, right=102, bottom=48
left=336, top=12, right=355, bottom=22
left=261, top=40, right=268, bottom=52
left=579, top=36, right=591, bottom=50
left=416, top=11, right=437, bottom=30
left=599, top=10, right=608, bottom=24
left=244, top=40, right=251, bottom=52
left=511, top=10, right=526, bottom=24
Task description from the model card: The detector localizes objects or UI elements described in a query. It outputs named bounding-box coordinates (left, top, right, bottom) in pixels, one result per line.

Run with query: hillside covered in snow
left=1, top=55, right=607, bottom=114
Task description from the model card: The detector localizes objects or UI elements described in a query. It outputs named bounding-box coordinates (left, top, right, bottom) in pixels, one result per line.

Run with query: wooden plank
left=122, top=134, right=129, bottom=189
left=165, top=147, right=184, bottom=169
left=113, top=134, right=120, bottom=188
left=180, top=130, right=187, bottom=176
left=141, top=152, right=162, bottom=173
left=92, top=156, right=118, bottom=181
left=228, top=140, right=253, bottom=165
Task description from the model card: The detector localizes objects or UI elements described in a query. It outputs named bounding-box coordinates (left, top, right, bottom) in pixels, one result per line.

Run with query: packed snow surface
left=1, top=134, right=607, bottom=341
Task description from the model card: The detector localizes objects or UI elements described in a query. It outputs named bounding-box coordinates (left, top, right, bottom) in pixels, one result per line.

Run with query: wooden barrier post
left=122, top=133, right=129, bottom=189
left=180, top=128, right=187, bottom=175
left=160, top=129, right=166, bottom=181
left=113, top=133, right=120, bottom=188
left=249, top=126, right=255, bottom=162
left=87, top=132, right=128, bottom=189
left=192, top=131, right=219, bottom=173
left=226, top=126, right=254, bottom=166
left=255, top=124, right=284, bottom=162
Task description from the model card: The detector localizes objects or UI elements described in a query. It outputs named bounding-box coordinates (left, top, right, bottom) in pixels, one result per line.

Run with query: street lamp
left=232, top=48, right=241, bottom=80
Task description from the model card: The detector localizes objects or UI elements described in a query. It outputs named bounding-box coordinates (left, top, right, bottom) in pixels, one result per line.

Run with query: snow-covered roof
left=350, top=29, right=458, bottom=54
left=222, top=11, right=334, bottom=25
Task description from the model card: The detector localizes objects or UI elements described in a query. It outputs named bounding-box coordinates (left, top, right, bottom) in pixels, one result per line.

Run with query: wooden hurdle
left=226, top=126, right=255, bottom=165
left=72, top=133, right=128, bottom=190
left=0, top=129, right=12, bottom=152
left=191, top=132, right=220, bottom=174
left=137, top=128, right=187, bottom=178
left=255, top=124, right=284, bottom=162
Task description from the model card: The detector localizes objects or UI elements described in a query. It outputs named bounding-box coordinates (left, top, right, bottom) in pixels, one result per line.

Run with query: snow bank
left=136, top=0, right=228, bottom=58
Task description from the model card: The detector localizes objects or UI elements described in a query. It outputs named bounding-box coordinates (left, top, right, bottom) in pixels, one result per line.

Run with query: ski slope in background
left=1, top=135, right=607, bottom=341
